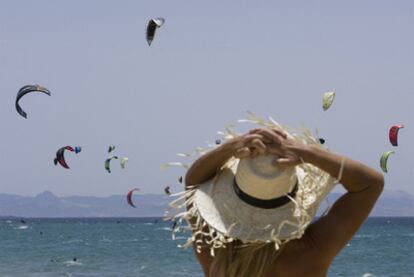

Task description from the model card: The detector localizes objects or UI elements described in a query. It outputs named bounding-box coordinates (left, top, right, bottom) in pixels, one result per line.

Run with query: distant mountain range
left=0, top=190, right=413, bottom=218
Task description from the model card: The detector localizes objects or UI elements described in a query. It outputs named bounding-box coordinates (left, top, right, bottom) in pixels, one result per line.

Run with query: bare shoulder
left=269, top=234, right=328, bottom=277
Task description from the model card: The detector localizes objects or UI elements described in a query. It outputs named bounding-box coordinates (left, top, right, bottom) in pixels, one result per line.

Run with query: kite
left=164, top=186, right=171, bottom=195
left=127, top=188, right=139, bottom=208
left=380, top=151, right=394, bottom=173
left=146, top=17, right=165, bottom=46
left=178, top=176, right=183, bottom=184
left=54, top=146, right=81, bottom=169
left=16, top=85, right=51, bottom=118
left=120, top=157, right=129, bottom=169
left=389, top=125, right=404, bottom=146
left=318, top=138, right=326, bottom=144
left=322, top=91, right=336, bottom=111
left=105, top=155, right=118, bottom=173
left=108, top=145, right=116, bottom=153
left=215, top=139, right=222, bottom=145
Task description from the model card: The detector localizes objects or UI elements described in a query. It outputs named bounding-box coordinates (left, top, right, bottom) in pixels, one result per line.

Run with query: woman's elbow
left=371, top=172, right=385, bottom=194
left=185, top=169, right=200, bottom=187
left=184, top=172, right=195, bottom=187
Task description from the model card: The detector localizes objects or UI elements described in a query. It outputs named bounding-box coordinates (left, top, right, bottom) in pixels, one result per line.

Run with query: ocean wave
left=14, top=225, right=29, bottom=230
left=361, top=273, right=376, bottom=277
left=101, top=237, right=112, bottom=242
left=354, top=234, right=385, bottom=239
left=63, top=260, right=83, bottom=267
left=156, top=227, right=172, bottom=231
left=62, top=239, right=83, bottom=244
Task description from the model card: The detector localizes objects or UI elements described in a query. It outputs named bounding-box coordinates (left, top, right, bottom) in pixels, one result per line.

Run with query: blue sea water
left=0, top=217, right=412, bottom=277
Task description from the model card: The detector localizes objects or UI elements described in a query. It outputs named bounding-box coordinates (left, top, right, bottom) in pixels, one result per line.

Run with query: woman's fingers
left=250, top=139, right=266, bottom=154
left=235, top=130, right=291, bottom=159
left=250, top=128, right=284, bottom=144
left=243, top=133, right=264, bottom=141
left=250, top=127, right=287, bottom=141
left=270, top=128, right=287, bottom=139
left=266, top=143, right=286, bottom=156
left=240, top=134, right=264, bottom=146
left=235, top=147, right=251, bottom=159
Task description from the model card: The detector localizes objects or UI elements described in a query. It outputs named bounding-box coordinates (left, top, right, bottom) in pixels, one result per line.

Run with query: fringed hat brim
left=164, top=112, right=343, bottom=255
left=194, top=160, right=335, bottom=243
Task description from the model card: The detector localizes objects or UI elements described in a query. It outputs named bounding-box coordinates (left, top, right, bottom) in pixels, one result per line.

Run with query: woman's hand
left=230, top=133, right=267, bottom=159
left=248, top=128, right=308, bottom=168
left=185, top=132, right=266, bottom=186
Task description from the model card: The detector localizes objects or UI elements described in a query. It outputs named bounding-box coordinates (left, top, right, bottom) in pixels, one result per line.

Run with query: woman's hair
left=210, top=241, right=283, bottom=277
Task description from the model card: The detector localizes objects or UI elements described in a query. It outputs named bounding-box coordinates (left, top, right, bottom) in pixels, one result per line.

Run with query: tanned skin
left=185, top=128, right=384, bottom=277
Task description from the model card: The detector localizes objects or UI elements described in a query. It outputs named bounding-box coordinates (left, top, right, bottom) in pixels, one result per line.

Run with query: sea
left=0, top=217, right=412, bottom=277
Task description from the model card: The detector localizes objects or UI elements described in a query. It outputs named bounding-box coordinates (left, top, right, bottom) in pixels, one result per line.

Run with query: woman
left=178, top=125, right=383, bottom=277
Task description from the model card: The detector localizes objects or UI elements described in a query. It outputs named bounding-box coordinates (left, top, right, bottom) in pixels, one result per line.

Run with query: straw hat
left=166, top=113, right=340, bottom=255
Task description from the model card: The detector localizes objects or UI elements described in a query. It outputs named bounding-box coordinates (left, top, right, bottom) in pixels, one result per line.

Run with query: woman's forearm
left=185, top=140, right=236, bottom=186
left=297, top=145, right=384, bottom=193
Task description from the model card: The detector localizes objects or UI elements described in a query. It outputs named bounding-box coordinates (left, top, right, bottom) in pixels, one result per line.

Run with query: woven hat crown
left=235, top=155, right=297, bottom=200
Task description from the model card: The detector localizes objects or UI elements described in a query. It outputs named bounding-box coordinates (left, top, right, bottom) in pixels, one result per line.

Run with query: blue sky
left=0, top=0, right=412, bottom=196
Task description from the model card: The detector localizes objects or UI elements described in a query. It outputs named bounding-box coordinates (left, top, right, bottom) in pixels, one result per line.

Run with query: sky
left=0, top=0, right=412, bottom=197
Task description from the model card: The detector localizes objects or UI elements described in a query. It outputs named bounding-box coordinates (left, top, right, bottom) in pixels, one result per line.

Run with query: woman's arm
left=299, top=145, right=384, bottom=193
left=300, top=145, right=384, bottom=263
left=185, top=133, right=266, bottom=186
left=252, top=128, right=384, bottom=264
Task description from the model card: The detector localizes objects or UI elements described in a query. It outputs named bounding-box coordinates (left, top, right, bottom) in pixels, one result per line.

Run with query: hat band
left=233, top=178, right=298, bottom=209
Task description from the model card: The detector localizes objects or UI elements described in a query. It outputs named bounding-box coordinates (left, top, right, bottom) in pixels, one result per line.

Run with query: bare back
left=193, top=184, right=383, bottom=276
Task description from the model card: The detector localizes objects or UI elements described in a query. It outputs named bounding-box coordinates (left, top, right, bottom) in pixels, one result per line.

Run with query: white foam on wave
left=156, top=227, right=172, bottom=231
left=361, top=273, right=376, bottom=277
left=63, top=260, right=83, bottom=267
left=15, top=225, right=29, bottom=230
left=101, top=236, right=112, bottom=242
left=144, top=223, right=154, bottom=225
left=62, top=239, right=83, bottom=244
left=355, top=234, right=374, bottom=238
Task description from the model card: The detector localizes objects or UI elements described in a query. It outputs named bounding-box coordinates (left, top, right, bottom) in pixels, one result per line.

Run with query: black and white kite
left=146, top=18, right=165, bottom=46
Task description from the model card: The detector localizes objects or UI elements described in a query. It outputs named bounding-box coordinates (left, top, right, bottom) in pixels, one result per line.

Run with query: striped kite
left=16, top=85, right=51, bottom=118
left=105, top=155, right=118, bottom=173
left=54, top=146, right=81, bottom=169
